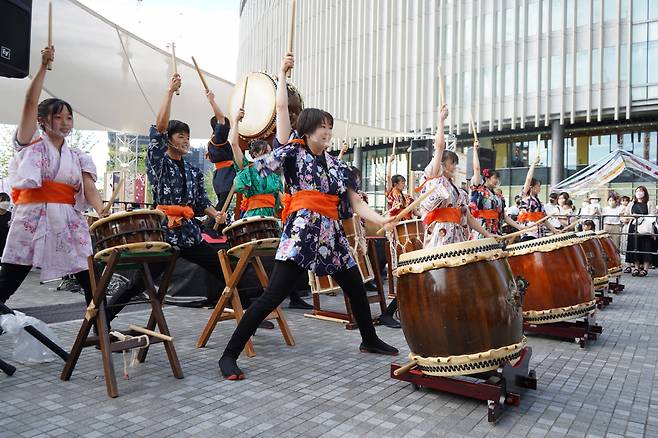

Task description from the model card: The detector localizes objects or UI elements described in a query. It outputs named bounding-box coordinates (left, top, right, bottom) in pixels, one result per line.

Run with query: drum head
left=223, top=215, right=280, bottom=234
left=89, top=209, right=165, bottom=232
left=229, top=72, right=277, bottom=139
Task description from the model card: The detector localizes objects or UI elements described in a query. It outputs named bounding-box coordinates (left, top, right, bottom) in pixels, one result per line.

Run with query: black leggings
left=222, top=260, right=378, bottom=359
left=0, top=263, right=93, bottom=305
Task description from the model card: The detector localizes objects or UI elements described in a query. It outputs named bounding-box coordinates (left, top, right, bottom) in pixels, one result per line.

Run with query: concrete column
left=551, top=120, right=565, bottom=187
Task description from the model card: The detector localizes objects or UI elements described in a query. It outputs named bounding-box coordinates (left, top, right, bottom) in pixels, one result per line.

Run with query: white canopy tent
left=552, top=148, right=658, bottom=195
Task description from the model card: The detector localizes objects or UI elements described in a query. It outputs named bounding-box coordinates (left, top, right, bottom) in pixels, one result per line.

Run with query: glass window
left=621, top=45, right=628, bottom=81
left=505, top=64, right=514, bottom=96
left=649, top=41, right=658, bottom=83
left=506, top=8, right=515, bottom=41
left=603, top=46, right=616, bottom=83
left=551, top=55, right=561, bottom=89
left=633, top=0, right=648, bottom=22
left=651, top=0, right=658, bottom=20
left=591, top=48, right=600, bottom=84
left=510, top=142, right=528, bottom=168
left=464, top=18, right=472, bottom=48
left=528, top=3, right=538, bottom=36
left=552, top=0, right=563, bottom=31
left=484, top=13, right=493, bottom=41
left=566, top=0, right=574, bottom=28
left=604, top=0, right=617, bottom=22
left=527, top=58, right=538, bottom=93
left=576, top=50, right=588, bottom=86
left=576, top=0, right=589, bottom=26
left=633, top=23, right=648, bottom=42
left=632, top=42, right=648, bottom=84
left=632, top=86, right=648, bottom=100
left=483, top=67, right=492, bottom=98
left=565, top=55, right=573, bottom=88
left=650, top=22, right=658, bottom=40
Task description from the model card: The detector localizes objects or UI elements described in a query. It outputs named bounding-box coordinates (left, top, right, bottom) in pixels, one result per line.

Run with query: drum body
left=89, top=210, right=170, bottom=261
left=596, top=230, right=622, bottom=277
left=395, top=238, right=525, bottom=376
left=223, top=216, right=281, bottom=257
left=309, top=216, right=374, bottom=294
left=577, top=231, right=609, bottom=289
left=229, top=72, right=304, bottom=145
left=507, top=233, right=595, bottom=324
left=394, top=219, right=424, bottom=255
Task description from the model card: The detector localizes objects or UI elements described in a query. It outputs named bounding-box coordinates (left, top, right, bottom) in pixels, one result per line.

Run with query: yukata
left=233, top=157, right=283, bottom=218
left=418, top=165, right=468, bottom=248
left=469, top=184, right=505, bottom=238
left=386, top=189, right=414, bottom=220
left=254, top=139, right=358, bottom=276
left=147, top=125, right=212, bottom=247
left=518, top=193, right=547, bottom=238
left=207, top=118, right=235, bottom=208
left=3, top=130, right=96, bottom=281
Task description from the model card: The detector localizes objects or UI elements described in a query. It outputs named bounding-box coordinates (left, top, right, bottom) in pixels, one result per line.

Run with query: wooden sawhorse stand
left=306, top=239, right=387, bottom=330
left=61, top=249, right=183, bottom=398
left=196, top=245, right=294, bottom=355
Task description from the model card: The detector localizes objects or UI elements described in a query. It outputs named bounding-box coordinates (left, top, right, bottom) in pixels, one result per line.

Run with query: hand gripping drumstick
left=47, top=2, right=53, bottom=70
left=376, top=188, right=436, bottom=235
left=286, top=0, right=297, bottom=78
left=101, top=175, right=125, bottom=216
left=560, top=218, right=583, bottom=234
left=171, top=42, right=180, bottom=96
left=191, top=56, right=209, bottom=92
left=495, top=214, right=553, bottom=242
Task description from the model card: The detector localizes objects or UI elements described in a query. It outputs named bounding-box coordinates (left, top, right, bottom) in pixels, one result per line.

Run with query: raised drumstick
left=495, top=214, right=553, bottom=242
left=469, top=110, right=478, bottom=143
left=437, top=65, right=445, bottom=108
left=47, top=2, right=53, bottom=70
left=286, top=0, right=297, bottom=78
left=241, top=76, right=249, bottom=109
left=191, top=56, right=209, bottom=92
left=171, top=42, right=180, bottom=96
left=376, top=188, right=436, bottom=235
left=101, top=175, right=125, bottom=215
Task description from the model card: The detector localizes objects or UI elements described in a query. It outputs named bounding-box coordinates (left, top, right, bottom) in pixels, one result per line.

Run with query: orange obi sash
left=214, top=160, right=233, bottom=170
left=423, top=207, right=462, bottom=226
left=473, top=209, right=500, bottom=220
left=156, top=205, right=195, bottom=228
left=518, top=211, right=545, bottom=223
left=241, top=194, right=276, bottom=211
left=281, top=190, right=340, bottom=223
left=12, top=180, right=75, bottom=205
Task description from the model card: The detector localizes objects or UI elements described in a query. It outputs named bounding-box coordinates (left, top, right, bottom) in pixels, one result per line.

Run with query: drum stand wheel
left=391, top=347, right=537, bottom=423
left=61, top=249, right=183, bottom=398
left=196, top=246, right=295, bottom=354
left=523, top=314, right=603, bottom=348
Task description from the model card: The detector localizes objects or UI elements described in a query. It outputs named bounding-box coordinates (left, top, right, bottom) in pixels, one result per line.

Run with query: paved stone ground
left=1, top=270, right=658, bottom=437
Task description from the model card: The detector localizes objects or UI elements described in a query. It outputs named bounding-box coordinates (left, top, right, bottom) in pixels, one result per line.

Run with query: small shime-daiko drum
left=506, top=233, right=596, bottom=324
left=596, top=230, right=622, bottom=278
left=229, top=72, right=304, bottom=145
left=89, top=209, right=170, bottom=261
left=308, top=216, right=375, bottom=294
left=394, top=219, right=424, bottom=256
left=577, top=230, right=609, bottom=290
left=223, top=216, right=281, bottom=257
left=394, top=238, right=526, bottom=376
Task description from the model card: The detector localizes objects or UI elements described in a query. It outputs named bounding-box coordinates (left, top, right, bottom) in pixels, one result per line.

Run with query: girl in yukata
left=417, top=105, right=493, bottom=248
left=218, top=109, right=399, bottom=380
left=518, top=156, right=559, bottom=240
left=0, top=46, right=104, bottom=306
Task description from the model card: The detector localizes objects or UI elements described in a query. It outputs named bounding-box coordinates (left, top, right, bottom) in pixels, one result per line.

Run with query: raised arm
left=337, top=142, right=349, bottom=161
left=347, top=189, right=395, bottom=230
left=503, top=214, right=526, bottom=231
left=155, top=74, right=181, bottom=134
left=17, top=47, right=54, bottom=145
left=522, top=155, right=540, bottom=196
left=229, top=109, right=245, bottom=169
left=471, top=140, right=481, bottom=186
left=275, top=53, right=295, bottom=145
left=427, top=104, right=449, bottom=178
left=385, top=154, right=395, bottom=192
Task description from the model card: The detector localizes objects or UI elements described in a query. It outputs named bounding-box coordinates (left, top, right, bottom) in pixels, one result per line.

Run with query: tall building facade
left=238, top=0, right=658, bottom=205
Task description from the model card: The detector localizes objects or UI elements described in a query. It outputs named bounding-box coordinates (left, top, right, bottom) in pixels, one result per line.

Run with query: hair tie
left=482, top=169, right=491, bottom=178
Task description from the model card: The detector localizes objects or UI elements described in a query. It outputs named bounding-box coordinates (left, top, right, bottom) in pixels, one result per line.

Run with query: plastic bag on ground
left=0, top=311, right=61, bottom=364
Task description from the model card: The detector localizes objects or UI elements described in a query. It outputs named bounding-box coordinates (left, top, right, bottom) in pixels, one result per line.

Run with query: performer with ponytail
left=518, top=156, right=559, bottom=239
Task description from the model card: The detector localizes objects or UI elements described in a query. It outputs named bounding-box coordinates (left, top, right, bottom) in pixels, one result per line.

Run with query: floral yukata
left=386, top=189, right=414, bottom=220
left=3, top=130, right=96, bottom=280
left=233, top=157, right=283, bottom=218
left=469, top=184, right=505, bottom=238
left=518, top=193, right=547, bottom=238
left=148, top=126, right=212, bottom=247
left=418, top=164, right=469, bottom=248
left=254, top=140, right=358, bottom=276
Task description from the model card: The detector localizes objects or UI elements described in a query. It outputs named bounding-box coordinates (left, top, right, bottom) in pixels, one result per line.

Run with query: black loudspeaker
left=466, top=147, right=496, bottom=179
left=410, top=139, right=433, bottom=171
left=0, top=0, right=32, bottom=79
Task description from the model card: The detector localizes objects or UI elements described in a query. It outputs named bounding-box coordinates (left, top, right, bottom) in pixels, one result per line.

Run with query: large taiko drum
left=506, top=233, right=595, bottom=324
left=223, top=216, right=281, bottom=257
left=394, top=238, right=526, bottom=376
left=394, top=219, right=424, bottom=255
left=577, top=231, right=609, bottom=290
left=308, top=216, right=375, bottom=294
left=229, top=72, right=304, bottom=144
left=89, top=210, right=170, bottom=261
left=596, top=230, right=622, bottom=278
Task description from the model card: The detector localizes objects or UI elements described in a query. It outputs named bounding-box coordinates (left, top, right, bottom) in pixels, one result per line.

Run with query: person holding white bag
left=625, top=186, right=656, bottom=277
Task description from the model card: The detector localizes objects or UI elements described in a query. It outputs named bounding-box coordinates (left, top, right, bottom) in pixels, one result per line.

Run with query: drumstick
left=191, top=56, right=209, bottom=92
left=469, top=110, right=478, bottom=143
left=376, top=188, right=436, bottom=235
left=47, top=2, right=53, bottom=70
left=213, top=184, right=236, bottom=231
left=286, top=0, right=297, bottom=78
left=128, top=325, right=173, bottom=342
left=393, top=361, right=417, bottom=376
left=437, top=65, right=445, bottom=108
left=101, top=175, right=125, bottom=215
left=241, top=76, right=249, bottom=109
left=495, top=214, right=553, bottom=242
left=171, top=42, right=180, bottom=96
left=560, top=218, right=583, bottom=233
